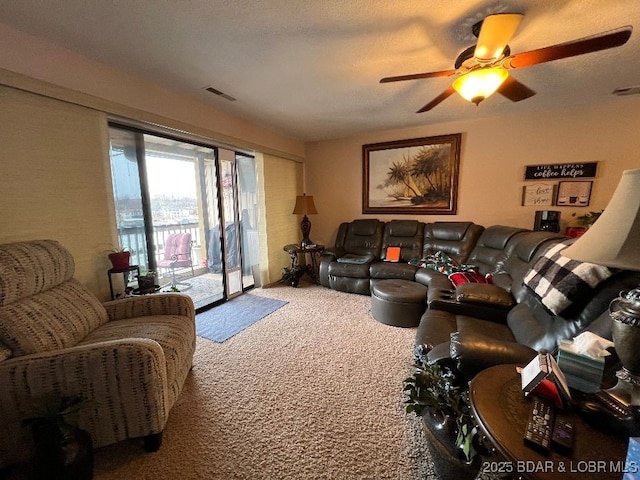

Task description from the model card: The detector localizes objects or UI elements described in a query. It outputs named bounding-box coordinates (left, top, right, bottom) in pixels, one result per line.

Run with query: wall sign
left=522, top=183, right=555, bottom=206
left=524, top=162, right=598, bottom=180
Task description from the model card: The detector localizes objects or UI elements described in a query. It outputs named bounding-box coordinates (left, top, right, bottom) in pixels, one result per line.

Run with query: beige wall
left=0, top=22, right=304, bottom=161
left=0, top=22, right=308, bottom=300
left=0, top=86, right=115, bottom=298
left=305, top=98, right=640, bottom=247
left=261, top=154, right=304, bottom=284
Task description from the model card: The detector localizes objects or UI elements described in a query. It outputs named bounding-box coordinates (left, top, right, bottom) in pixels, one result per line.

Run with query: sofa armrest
left=450, top=331, right=537, bottom=379
left=103, top=293, right=195, bottom=321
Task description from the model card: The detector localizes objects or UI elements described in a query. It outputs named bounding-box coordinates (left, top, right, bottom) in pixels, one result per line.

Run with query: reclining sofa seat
left=369, top=220, right=425, bottom=281
left=0, top=240, right=196, bottom=464
left=421, top=222, right=485, bottom=264
left=320, top=219, right=384, bottom=294
left=422, top=225, right=532, bottom=317
left=418, top=231, right=640, bottom=380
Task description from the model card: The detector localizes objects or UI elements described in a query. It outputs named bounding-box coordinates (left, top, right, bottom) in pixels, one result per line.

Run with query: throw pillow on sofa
left=449, top=271, right=488, bottom=286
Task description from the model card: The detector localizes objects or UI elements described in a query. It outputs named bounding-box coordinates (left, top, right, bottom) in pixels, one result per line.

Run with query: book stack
left=556, top=339, right=605, bottom=393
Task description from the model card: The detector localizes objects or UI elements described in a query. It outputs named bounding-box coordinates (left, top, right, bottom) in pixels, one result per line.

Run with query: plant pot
left=137, top=275, right=156, bottom=294
left=29, top=421, right=93, bottom=480
left=108, top=251, right=130, bottom=271
left=421, top=412, right=481, bottom=480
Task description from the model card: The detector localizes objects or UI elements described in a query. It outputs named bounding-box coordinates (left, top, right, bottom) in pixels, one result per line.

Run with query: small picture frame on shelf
left=556, top=181, right=593, bottom=207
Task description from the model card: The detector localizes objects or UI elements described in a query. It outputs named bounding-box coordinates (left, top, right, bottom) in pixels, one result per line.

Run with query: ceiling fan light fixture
left=452, top=67, right=509, bottom=105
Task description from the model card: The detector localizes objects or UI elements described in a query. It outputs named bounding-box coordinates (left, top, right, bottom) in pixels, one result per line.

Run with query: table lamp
left=292, top=193, right=318, bottom=248
left=562, top=169, right=640, bottom=419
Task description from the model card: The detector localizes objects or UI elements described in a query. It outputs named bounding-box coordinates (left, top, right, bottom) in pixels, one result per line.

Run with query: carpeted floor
left=93, top=281, right=434, bottom=479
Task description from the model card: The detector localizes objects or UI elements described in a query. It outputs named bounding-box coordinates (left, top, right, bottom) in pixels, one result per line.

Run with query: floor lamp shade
left=292, top=194, right=318, bottom=247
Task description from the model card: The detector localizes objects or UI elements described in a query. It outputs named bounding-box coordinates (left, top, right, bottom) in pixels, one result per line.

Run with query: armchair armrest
left=0, top=339, right=169, bottom=452
left=103, top=293, right=195, bottom=321
left=450, top=331, right=537, bottom=379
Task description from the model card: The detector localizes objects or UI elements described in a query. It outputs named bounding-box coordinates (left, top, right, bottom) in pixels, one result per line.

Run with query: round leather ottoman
left=370, top=279, right=427, bottom=327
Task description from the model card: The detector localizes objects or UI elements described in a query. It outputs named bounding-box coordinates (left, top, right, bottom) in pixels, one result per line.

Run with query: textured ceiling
left=1, top=0, right=639, bottom=141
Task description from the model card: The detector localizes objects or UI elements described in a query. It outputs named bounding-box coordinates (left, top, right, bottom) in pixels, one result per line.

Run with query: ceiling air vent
left=612, top=85, right=640, bottom=96
left=204, top=86, right=236, bottom=102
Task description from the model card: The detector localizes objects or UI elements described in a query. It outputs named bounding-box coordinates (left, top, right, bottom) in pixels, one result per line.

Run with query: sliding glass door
left=108, top=125, right=258, bottom=310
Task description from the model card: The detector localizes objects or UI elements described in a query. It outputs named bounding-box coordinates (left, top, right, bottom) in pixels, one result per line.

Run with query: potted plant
left=404, top=345, right=481, bottom=480
left=22, top=395, right=93, bottom=480
left=137, top=270, right=157, bottom=294
left=572, top=209, right=603, bottom=228
left=567, top=210, right=603, bottom=238
left=281, top=264, right=306, bottom=287
left=107, top=245, right=130, bottom=271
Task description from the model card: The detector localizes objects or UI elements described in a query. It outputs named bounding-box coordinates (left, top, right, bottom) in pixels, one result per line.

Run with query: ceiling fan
left=380, top=13, right=632, bottom=113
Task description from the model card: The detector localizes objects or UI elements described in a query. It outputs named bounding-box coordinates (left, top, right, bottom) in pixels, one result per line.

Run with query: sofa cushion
left=0, top=279, right=108, bottom=356
left=337, top=253, right=375, bottom=264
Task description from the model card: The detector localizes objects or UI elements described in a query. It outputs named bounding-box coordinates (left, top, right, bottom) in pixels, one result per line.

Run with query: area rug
left=92, top=283, right=434, bottom=479
left=195, top=293, right=288, bottom=342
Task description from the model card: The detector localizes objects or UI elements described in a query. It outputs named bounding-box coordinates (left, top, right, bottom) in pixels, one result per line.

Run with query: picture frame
left=555, top=180, right=593, bottom=206
left=522, top=183, right=555, bottom=206
left=362, top=133, right=461, bottom=214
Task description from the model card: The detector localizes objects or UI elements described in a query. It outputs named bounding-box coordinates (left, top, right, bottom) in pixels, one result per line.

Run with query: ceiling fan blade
left=474, top=13, right=524, bottom=62
left=416, top=86, right=456, bottom=113
left=506, top=26, right=632, bottom=69
left=380, top=69, right=456, bottom=83
left=497, top=76, right=536, bottom=102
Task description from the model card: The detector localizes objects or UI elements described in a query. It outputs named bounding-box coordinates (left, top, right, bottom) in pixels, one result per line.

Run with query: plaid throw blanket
left=523, top=239, right=614, bottom=316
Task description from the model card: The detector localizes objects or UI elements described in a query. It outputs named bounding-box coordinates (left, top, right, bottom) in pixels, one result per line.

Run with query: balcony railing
left=118, top=222, right=201, bottom=271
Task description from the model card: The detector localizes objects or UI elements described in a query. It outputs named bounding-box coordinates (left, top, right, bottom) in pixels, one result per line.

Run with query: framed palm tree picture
left=362, top=133, right=461, bottom=214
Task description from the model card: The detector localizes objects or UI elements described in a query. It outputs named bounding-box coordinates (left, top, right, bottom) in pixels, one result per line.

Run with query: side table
left=283, top=244, right=325, bottom=279
left=469, top=364, right=628, bottom=480
left=107, top=265, right=140, bottom=300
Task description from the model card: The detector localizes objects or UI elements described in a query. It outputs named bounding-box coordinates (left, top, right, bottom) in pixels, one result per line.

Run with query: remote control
left=551, top=416, right=574, bottom=454
left=524, top=396, right=555, bottom=454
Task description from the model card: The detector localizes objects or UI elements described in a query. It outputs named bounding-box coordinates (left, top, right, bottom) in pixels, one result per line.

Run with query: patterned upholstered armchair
left=0, top=240, right=196, bottom=466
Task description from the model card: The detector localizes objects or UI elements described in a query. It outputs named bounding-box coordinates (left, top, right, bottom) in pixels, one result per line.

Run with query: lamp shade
left=562, top=169, right=640, bottom=271
left=452, top=68, right=509, bottom=105
left=292, top=194, right=318, bottom=215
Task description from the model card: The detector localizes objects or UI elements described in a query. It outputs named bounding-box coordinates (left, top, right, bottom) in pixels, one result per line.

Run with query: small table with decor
left=469, top=364, right=629, bottom=480
left=107, top=265, right=140, bottom=300
left=283, top=244, right=325, bottom=280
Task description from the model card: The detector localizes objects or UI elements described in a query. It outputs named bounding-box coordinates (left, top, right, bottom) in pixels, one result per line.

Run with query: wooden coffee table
left=469, top=364, right=630, bottom=480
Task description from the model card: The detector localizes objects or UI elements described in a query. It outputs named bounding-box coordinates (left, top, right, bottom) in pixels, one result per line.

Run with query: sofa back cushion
left=0, top=240, right=108, bottom=357
left=493, top=232, right=565, bottom=301
left=343, top=219, right=384, bottom=257
left=466, top=226, right=529, bottom=275
left=381, top=220, right=425, bottom=261
left=422, top=222, right=484, bottom=263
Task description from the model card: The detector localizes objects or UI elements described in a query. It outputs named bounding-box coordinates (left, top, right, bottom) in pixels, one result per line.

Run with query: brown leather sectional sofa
left=319, top=219, right=640, bottom=379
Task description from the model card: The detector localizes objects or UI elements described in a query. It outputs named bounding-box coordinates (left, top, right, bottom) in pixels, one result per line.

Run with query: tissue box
left=557, top=342, right=605, bottom=393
